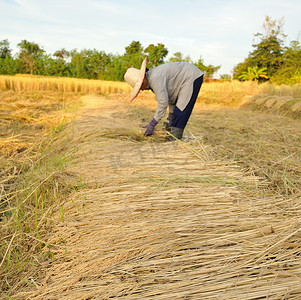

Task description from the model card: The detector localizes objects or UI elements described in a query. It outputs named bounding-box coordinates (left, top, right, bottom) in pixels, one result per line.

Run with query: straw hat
left=124, top=57, right=147, bottom=102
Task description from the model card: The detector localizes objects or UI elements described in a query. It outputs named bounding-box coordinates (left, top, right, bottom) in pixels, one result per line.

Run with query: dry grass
left=1, top=80, right=301, bottom=298
left=0, top=90, right=80, bottom=156
left=240, top=94, right=301, bottom=119
left=199, top=80, right=301, bottom=109
left=187, top=107, right=301, bottom=195
left=0, top=90, right=81, bottom=215
left=12, top=94, right=301, bottom=299
left=0, top=74, right=131, bottom=94
left=1, top=74, right=300, bottom=108
left=0, top=91, right=82, bottom=295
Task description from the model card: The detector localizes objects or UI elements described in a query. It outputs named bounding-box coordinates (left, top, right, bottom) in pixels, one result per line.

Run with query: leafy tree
left=0, top=56, right=19, bottom=74
left=168, top=52, right=192, bottom=63
left=249, top=36, right=283, bottom=77
left=124, top=41, right=144, bottom=68
left=0, top=39, right=18, bottom=74
left=144, top=43, right=168, bottom=68
left=36, top=54, right=69, bottom=77
left=68, top=49, right=111, bottom=79
left=82, top=49, right=101, bottom=79
left=254, top=16, right=287, bottom=43
left=69, top=49, right=87, bottom=78
left=53, top=48, right=70, bottom=60
left=0, top=39, right=12, bottom=58
left=290, top=69, right=301, bottom=84
left=95, top=51, right=112, bottom=80
left=17, top=40, right=44, bottom=74
left=272, top=40, right=301, bottom=84
left=234, top=16, right=287, bottom=82
left=105, top=54, right=127, bottom=81
left=195, top=56, right=221, bottom=78
left=166, top=53, right=220, bottom=78
left=0, top=38, right=222, bottom=82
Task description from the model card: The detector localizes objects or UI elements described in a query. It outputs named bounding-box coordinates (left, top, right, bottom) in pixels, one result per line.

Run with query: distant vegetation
left=0, top=39, right=220, bottom=81
left=0, top=16, right=300, bottom=84
left=233, top=16, right=301, bottom=85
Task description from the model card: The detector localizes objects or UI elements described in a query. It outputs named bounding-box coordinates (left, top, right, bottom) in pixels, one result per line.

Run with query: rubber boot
left=170, top=127, right=184, bottom=140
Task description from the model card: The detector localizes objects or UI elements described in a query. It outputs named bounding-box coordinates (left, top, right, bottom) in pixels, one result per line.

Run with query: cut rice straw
left=13, top=95, right=301, bottom=299
left=0, top=172, right=54, bottom=216
left=0, top=232, right=16, bottom=269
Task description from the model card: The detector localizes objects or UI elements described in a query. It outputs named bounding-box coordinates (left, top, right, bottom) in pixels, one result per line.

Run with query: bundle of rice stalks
left=241, top=94, right=301, bottom=119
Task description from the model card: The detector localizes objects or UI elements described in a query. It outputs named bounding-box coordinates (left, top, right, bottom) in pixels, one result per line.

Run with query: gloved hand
left=166, top=113, right=173, bottom=131
left=143, top=118, right=158, bottom=136
left=167, top=113, right=173, bottom=125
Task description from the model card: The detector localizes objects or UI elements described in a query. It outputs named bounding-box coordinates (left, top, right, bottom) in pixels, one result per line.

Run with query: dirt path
left=16, top=95, right=301, bottom=299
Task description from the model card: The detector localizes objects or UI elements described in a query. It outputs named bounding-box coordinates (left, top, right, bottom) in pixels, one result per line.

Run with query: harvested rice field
left=1, top=89, right=301, bottom=299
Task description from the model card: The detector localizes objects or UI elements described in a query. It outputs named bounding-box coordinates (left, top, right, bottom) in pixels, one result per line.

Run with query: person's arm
left=168, top=104, right=175, bottom=114
left=153, top=82, right=169, bottom=122
left=143, top=84, right=169, bottom=136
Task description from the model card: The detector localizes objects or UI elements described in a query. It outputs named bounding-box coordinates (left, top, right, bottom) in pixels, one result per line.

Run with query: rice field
left=1, top=76, right=301, bottom=299
left=1, top=74, right=300, bottom=116
left=1, top=74, right=301, bottom=98
left=0, top=74, right=132, bottom=94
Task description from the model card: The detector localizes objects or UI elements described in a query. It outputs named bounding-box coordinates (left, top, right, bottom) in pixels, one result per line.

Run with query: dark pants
left=172, top=75, right=203, bottom=129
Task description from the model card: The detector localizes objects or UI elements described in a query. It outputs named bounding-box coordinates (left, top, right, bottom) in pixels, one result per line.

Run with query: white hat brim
left=130, top=57, right=147, bottom=102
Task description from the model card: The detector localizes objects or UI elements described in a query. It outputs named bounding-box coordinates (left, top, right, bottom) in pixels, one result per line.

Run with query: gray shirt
left=146, top=62, right=204, bottom=122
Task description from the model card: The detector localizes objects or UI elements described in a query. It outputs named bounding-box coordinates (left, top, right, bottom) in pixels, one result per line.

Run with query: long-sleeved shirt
left=145, top=62, right=204, bottom=122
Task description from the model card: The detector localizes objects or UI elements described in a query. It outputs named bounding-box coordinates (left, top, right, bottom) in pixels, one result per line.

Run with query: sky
left=1, top=0, right=300, bottom=77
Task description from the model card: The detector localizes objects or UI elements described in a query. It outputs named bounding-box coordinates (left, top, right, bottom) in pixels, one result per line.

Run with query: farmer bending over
left=124, top=58, right=204, bottom=140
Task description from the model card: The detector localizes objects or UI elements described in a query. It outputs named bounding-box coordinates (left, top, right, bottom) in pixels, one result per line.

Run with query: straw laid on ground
left=240, top=94, right=301, bottom=119
left=13, top=95, right=301, bottom=299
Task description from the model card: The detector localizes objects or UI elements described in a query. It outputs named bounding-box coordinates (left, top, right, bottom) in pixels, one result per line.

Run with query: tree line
left=1, top=16, right=300, bottom=84
left=233, top=16, right=301, bottom=84
left=0, top=39, right=220, bottom=81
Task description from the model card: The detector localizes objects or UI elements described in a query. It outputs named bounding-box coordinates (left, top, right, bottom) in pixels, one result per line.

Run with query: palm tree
left=238, top=66, right=268, bottom=81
